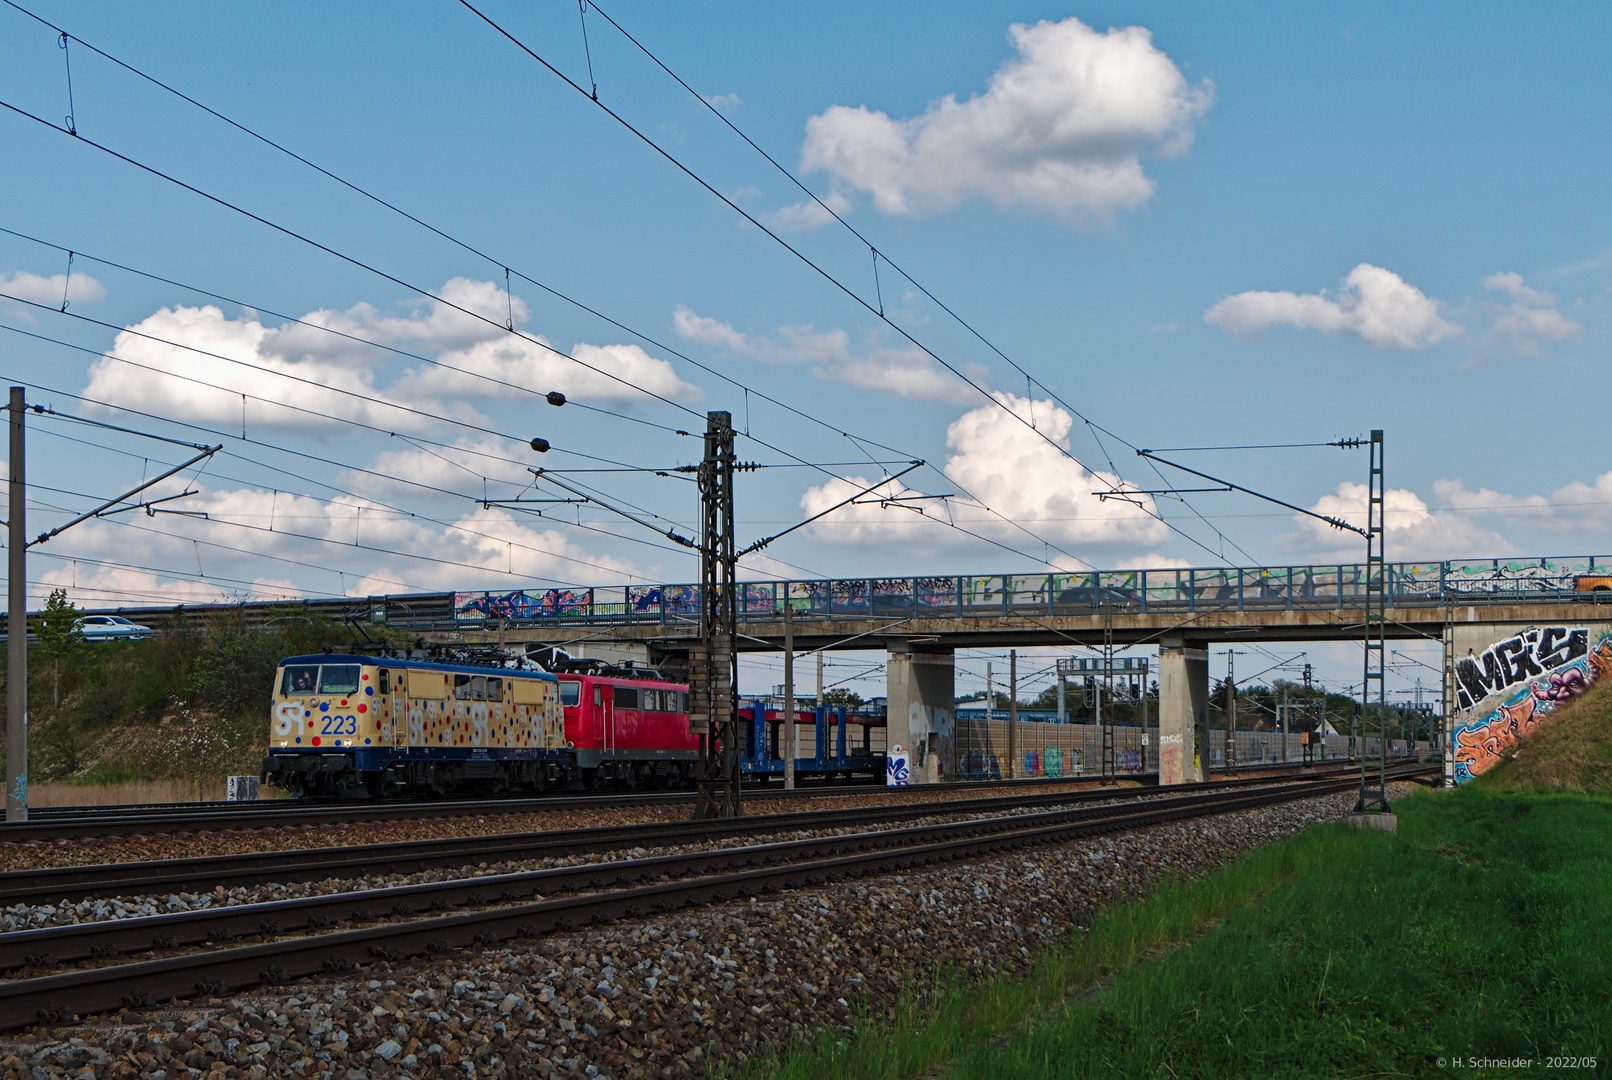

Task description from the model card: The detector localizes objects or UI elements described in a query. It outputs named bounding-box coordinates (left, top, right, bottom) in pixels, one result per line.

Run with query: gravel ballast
left=0, top=781, right=1118, bottom=875
left=0, top=784, right=1413, bottom=1080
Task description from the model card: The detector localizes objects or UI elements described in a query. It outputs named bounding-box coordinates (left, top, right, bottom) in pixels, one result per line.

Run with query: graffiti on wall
left=886, top=745, right=910, bottom=786
left=1451, top=626, right=1612, bottom=782
left=1454, top=627, right=1589, bottom=710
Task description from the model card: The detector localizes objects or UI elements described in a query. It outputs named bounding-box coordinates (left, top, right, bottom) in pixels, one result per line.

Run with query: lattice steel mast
left=691, top=411, right=742, bottom=819
left=1355, top=430, right=1390, bottom=813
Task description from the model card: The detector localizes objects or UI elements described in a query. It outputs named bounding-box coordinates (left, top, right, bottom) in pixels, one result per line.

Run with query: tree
left=33, top=589, right=81, bottom=711
left=821, top=688, right=864, bottom=710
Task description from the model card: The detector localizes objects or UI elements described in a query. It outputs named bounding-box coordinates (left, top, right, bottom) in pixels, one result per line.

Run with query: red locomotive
left=555, top=666, right=700, bottom=788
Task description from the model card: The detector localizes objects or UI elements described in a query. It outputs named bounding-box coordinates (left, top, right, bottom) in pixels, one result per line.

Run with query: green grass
left=730, top=788, right=1612, bottom=1080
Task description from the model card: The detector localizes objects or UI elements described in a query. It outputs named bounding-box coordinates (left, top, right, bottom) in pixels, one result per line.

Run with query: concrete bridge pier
left=1158, top=635, right=1210, bottom=784
left=886, top=643, right=956, bottom=783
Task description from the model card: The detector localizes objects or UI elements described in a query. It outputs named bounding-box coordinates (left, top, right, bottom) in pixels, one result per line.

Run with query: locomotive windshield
left=318, top=665, right=362, bottom=694
left=281, top=665, right=318, bottom=695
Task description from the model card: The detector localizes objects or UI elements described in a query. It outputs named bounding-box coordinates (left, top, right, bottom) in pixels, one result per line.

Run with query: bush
left=128, top=668, right=173, bottom=722
left=190, top=608, right=286, bottom=718
left=71, top=664, right=131, bottom=727
left=33, top=719, right=86, bottom=780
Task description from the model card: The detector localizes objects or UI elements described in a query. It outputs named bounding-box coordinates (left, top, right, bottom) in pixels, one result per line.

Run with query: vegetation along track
left=0, top=758, right=1373, bottom=842
left=0, top=765, right=1432, bottom=1031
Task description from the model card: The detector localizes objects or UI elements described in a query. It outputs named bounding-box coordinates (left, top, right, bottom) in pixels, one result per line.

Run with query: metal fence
left=51, top=555, right=1612, bottom=636
left=450, top=556, right=1612, bottom=627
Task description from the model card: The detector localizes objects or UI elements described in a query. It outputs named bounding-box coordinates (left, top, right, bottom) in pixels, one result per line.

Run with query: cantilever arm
left=1137, top=449, right=1368, bottom=538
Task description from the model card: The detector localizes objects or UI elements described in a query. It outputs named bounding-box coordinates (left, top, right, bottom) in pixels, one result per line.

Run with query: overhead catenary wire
left=0, top=16, right=1166, bottom=582
left=12, top=379, right=691, bottom=585
left=0, top=250, right=1090, bottom=575
left=24, top=393, right=835, bottom=587
left=473, top=0, right=1253, bottom=569
left=0, top=4, right=1105, bottom=576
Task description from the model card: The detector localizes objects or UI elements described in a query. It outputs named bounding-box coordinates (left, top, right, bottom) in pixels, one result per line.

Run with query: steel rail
left=1, top=772, right=1133, bottom=842
left=0, top=781, right=1298, bottom=972
left=2, top=768, right=1431, bottom=1030
left=0, top=764, right=1381, bottom=906
left=2, top=757, right=1384, bottom=843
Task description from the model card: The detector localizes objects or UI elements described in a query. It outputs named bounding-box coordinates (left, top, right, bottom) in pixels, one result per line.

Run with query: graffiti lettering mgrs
left=1455, top=627, right=1587, bottom=710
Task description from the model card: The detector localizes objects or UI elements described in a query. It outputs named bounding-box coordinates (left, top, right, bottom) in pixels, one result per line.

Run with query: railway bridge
left=58, top=554, right=1612, bottom=788
left=440, top=555, right=1612, bottom=787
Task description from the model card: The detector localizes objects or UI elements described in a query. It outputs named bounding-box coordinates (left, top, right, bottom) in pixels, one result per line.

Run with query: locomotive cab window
left=486, top=677, right=503, bottom=701
left=643, top=689, right=660, bottom=712
left=613, top=686, right=638, bottom=709
left=378, top=669, right=390, bottom=695
left=454, top=674, right=476, bottom=700
left=559, top=681, right=581, bottom=707
left=282, top=665, right=319, bottom=695
left=318, top=665, right=361, bottom=695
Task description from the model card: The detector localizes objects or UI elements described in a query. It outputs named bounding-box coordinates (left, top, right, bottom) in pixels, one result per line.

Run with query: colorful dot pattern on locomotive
left=270, top=656, right=564, bottom=752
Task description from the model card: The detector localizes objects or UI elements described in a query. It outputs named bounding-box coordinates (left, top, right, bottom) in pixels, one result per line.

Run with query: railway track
left=0, top=766, right=1376, bottom=907
left=0, top=757, right=1397, bottom=843
left=0, top=764, right=1433, bottom=1031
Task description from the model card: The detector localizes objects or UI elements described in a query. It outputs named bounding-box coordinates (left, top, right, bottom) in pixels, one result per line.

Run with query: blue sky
left=1, top=1, right=1607, bottom=700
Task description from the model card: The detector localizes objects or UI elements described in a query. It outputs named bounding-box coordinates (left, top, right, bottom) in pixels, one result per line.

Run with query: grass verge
left=728, top=787, right=1611, bottom=1080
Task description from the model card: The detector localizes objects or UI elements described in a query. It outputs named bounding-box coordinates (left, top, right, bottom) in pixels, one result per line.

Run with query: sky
left=1, top=1, right=1607, bottom=702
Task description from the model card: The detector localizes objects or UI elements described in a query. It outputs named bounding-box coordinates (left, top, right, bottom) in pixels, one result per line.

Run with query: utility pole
left=1008, top=650, right=1018, bottom=780
left=985, top=661, right=994, bottom=776
left=1, top=397, right=218, bottom=822
left=7, top=388, right=27, bottom=822
left=816, top=649, right=824, bottom=772
left=691, top=411, right=741, bottom=819
left=783, top=602, right=794, bottom=790
left=1099, top=614, right=1116, bottom=785
left=1056, top=662, right=1066, bottom=723
left=1224, top=650, right=1238, bottom=774
left=1355, top=430, right=1390, bottom=815
left=1281, top=685, right=1289, bottom=763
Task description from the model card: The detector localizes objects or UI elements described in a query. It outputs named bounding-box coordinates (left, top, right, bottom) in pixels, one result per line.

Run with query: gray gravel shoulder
left=0, top=784, right=1414, bottom=1080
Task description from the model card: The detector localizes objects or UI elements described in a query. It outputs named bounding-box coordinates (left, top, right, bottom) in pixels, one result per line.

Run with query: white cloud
left=82, top=303, right=434, bottom=433
left=797, top=17, right=1212, bottom=225
left=800, top=393, right=1169, bottom=553
left=1282, top=482, right=1507, bottom=561
left=35, top=563, right=305, bottom=607
left=673, top=305, right=985, bottom=403
left=0, top=270, right=106, bottom=321
left=82, top=279, right=700, bottom=431
left=1204, top=264, right=1462, bottom=350
left=1435, top=472, right=1612, bottom=533
left=392, top=339, right=700, bottom=405
left=764, top=188, right=853, bottom=232
left=1482, top=272, right=1581, bottom=354
left=342, top=437, right=532, bottom=503
left=942, top=394, right=1169, bottom=546
left=47, top=481, right=645, bottom=603
left=704, top=92, right=742, bottom=113
left=1112, top=553, right=1192, bottom=571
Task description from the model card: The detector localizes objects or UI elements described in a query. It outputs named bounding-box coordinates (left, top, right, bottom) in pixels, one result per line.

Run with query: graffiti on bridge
left=454, top=588, right=592, bottom=620
left=793, top=577, right=957, bottom=613
left=627, top=584, right=782, bottom=616
left=1451, top=626, right=1612, bottom=782
left=1399, top=560, right=1595, bottom=596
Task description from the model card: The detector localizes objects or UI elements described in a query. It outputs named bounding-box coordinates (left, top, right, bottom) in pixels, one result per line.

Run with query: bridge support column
left=886, top=643, right=955, bottom=783
left=1158, top=636, right=1209, bottom=784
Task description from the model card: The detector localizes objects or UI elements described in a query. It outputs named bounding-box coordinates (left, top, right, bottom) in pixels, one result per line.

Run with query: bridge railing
left=448, top=556, right=1612, bottom=628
